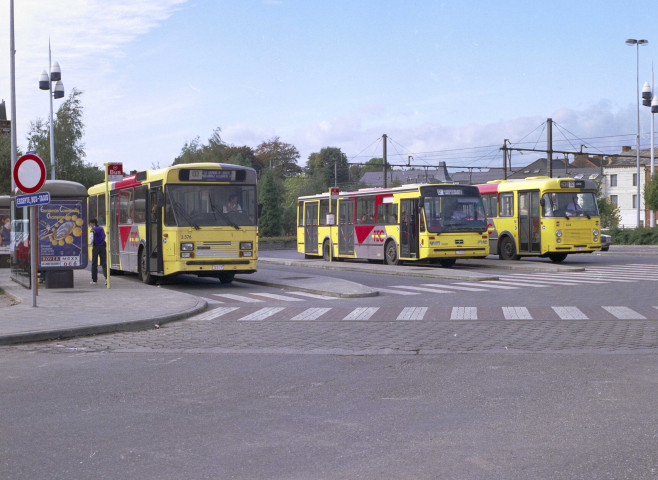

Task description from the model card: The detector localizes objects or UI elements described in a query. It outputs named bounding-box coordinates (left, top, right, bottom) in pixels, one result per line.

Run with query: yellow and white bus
left=88, top=162, right=258, bottom=284
left=297, top=184, right=489, bottom=267
left=477, top=176, right=602, bottom=263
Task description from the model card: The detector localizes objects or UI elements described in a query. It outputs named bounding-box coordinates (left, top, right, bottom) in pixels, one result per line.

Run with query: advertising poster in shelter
left=37, top=200, right=88, bottom=269
left=0, top=208, right=10, bottom=255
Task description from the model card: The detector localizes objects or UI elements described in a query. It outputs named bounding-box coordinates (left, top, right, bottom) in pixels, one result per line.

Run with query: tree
left=597, top=190, right=621, bottom=229
left=644, top=172, right=658, bottom=214
left=26, top=88, right=103, bottom=188
left=305, top=147, right=349, bottom=190
left=0, top=134, right=21, bottom=195
left=255, top=137, right=302, bottom=179
left=258, top=169, right=282, bottom=237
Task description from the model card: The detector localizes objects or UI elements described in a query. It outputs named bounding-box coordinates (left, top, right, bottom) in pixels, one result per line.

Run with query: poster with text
left=0, top=208, right=10, bottom=255
left=38, top=200, right=88, bottom=269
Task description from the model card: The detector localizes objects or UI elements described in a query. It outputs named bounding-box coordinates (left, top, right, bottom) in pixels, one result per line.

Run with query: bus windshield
left=541, top=191, right=598, bottom=218
left=423, top=194, right=487, bottom=233
left=164, top=184, right=258, bottom=228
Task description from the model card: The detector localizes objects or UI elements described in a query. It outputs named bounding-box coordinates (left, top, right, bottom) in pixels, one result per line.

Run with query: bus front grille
left=561, top=229, right=592, bottom=244
left=195, top=242, right=239, bottom=258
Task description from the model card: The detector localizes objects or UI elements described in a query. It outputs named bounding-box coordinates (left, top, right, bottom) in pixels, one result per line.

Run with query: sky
left=1, top=0, right=656, bottom=174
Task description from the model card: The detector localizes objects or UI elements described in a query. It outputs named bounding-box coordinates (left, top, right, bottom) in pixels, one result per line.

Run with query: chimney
left=622, top=146, right=632, bottom=153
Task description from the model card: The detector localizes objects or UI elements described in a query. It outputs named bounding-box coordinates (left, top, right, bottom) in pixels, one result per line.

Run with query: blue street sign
left=16, top=192, right=51, bottom=207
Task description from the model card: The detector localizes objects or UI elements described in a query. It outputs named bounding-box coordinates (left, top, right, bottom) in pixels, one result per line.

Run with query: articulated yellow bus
left=477, top=176, right=602, bottom=263
left=297, top=184, right=489, bottom=267
left=88, top=162, right=258, bottom=284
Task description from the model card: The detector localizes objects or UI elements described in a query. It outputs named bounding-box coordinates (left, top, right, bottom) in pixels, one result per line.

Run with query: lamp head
left=652, top=96, right=658, bottom=114
left=50, top=61, right=61, bottom=82
left=643, top=82, right=652, bottom=105
left=39, top=70, right=50, bottom=90
left=53, top=81, right=65, bottom=99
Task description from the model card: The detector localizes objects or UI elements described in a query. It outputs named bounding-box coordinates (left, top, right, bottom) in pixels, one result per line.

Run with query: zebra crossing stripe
left=377, top=287, right=420, bottom=295
left=482, top=280, right=549, bottom=288
left=214, top=293, right=264, bottom=303
left=456, top=281, right=518, bottom=290
left=501, top=275, right=590, bottom=286
left=343, top=307, right=379, bottom=320
left=397, top=307, right=428, bottom=320
left=451, top=307, right=477, bottom=320
left=251, top=292, right=304, bottom=302
left=291, top=307, right=332, bottom=321
left=602, top=306, right=646, bottom=320
left=393, top=285, right=452, bottom=293
left=420, top=283, right=488, bottom=292
left=189, top=307, right=239, bottom=321
left=287, top=291, right=337, bottom=300
left=552, top=306, right=588, bottom=320
left=502, top=306, right=532, bottom=320
left=239, top=307, right=286, bottom=321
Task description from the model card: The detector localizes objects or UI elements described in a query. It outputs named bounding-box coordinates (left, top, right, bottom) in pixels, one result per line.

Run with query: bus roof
left=298, top=183, right=478, bottom=201
left=476, top=176, right=598, bottom=193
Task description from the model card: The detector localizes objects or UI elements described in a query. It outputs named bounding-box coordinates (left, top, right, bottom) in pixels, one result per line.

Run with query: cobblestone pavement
left=13, top=315, right=658, bottom=355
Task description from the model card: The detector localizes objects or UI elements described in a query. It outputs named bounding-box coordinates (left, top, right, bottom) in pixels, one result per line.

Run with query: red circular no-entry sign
left=14, top=153, right=46, bottom=194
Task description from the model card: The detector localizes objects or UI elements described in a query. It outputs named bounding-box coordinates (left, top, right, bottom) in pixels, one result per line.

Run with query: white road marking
left=213, top=293, right=263, bottom=303
left=343, top=307, right=379, bottom=320
left=602, top=306, right=646, bottom=320
left=189, top=307, right=239, bottom=321
left=451, top=307, right=477, bottom=320
left=396, top=307, right=428, bottom=320
left=251, top=292, right=304, bottom=302
left=290, top=307, right=332, bottom=321
left=238, top=307, right=285, bottom=321
left=502, top=306, right=532, bottom=320
left=552, top=306, right=588, bottom=320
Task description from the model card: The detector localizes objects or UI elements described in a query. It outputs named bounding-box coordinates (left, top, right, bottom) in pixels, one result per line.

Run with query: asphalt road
left=2, top=250, right=657, bottom=479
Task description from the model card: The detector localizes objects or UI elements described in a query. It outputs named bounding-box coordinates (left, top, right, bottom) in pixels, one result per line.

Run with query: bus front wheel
left=548, top=252, right=568, bottom=263
left=139, top=248, right=155, bottom=285
left=499, top=236, right=519, bottom=261
left=322, top=241, right=331, bottom=261
left=384, top=241, right=399, bottom=265
left=218, top=272, right=235, bottom=284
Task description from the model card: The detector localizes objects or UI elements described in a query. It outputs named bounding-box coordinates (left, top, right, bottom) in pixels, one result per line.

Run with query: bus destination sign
left=187, top=169, right=236, bottom=182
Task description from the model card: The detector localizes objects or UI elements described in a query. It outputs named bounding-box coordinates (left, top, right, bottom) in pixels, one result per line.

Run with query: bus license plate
left=455, top=250, right=465, bottom=255
left=576, top=247, right=584, bottom=251
left=212, top=265, right=224, bottom=270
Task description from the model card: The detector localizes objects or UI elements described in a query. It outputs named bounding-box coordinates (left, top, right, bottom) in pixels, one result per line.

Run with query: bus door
left=518, top=190, right=541, bottom=253
left=400, top=199, right=419, bottom=258
left=109, top=192, right=120, bottom=268
left=304, top=202, right=319, bottom=254
left=146, top=184, right=163, bottom=275
left=338, top=199, right=354, bottom=255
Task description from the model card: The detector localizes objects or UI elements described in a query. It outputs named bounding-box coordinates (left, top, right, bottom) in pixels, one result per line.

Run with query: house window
left=610, top=195, right=618, bottom=206
left=633, top=195, right=638, bottom=208
left=633, top=173, right=638, bottom=186
left=610, top=174, right=617, bottom=187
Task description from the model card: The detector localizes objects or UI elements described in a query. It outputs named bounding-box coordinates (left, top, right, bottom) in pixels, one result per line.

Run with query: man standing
left=89, top=218, right=107, bottom=285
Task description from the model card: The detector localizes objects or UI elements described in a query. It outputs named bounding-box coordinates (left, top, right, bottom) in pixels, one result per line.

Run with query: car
left=600, top=233, right=612, bottom=252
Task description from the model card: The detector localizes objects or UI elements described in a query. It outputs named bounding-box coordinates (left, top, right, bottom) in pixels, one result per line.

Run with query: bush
left=608, top=227, right=658, bottom=245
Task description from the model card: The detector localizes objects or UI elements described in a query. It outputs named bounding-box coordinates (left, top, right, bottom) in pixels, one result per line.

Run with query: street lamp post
left=642, top=77, right=658, bottom=228
left=626, top=38, right=648, bottom=228
left=38, top=41, right=64, bottom=181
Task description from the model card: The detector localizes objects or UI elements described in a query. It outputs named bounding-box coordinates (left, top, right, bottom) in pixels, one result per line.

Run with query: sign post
left=13, top=153, right=47, bottom=307
left=104, top=163, right=122, bottom=288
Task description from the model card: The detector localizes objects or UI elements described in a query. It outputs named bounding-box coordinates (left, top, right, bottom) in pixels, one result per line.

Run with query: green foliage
left=255, top=137, right=302, bottom=178
left=26, top=88, right=103, bottom=188
left=0, top=134, right=21, bottom=195
left=597, top=196, right=621, bottom=229
left=609, top=226, right=658, bottom=245
left=305, top=147, right=349, bottom=189
left=644, top=172, right=658, bottom=212
left=258, top=170, right=282, bottom=237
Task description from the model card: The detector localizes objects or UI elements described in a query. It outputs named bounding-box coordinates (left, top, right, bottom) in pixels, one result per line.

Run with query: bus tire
left=499, top=236, right=519, bottom=261
left=384, top=240, right=399, bottom=265
left=138, top=247, right=155, bottom=285
left=438, top=258, right=457, bottom=268
left=218, top=272, right=235, bottom=284
left=548, top=252, right=568, bottom=263
left=322, top=241, right=331, bottom=261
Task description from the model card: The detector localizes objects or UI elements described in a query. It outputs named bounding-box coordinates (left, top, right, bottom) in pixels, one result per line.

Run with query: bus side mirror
left=540, top=198, right=545, bottom=207
left=257, top=203, right=263, bottom=218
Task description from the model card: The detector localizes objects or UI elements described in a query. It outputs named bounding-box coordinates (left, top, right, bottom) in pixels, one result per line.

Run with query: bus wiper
left=173, top=201, right=200, bottom=230
left=208, top=196, right=240, bottom=230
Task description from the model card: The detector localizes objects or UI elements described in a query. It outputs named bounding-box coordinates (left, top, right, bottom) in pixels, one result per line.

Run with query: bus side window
left=499, top=193, right=514, bottom=217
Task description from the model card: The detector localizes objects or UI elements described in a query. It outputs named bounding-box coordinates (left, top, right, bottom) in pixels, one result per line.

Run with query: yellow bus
left=88, top=162, right=258, bottom=284
left=297, top=184, right=489, bottom=267
left=477, top=176, right=602, bottom=263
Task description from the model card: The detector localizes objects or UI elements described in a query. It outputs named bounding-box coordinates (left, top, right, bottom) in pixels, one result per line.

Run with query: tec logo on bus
left=372, top=230, right=386, bottom=242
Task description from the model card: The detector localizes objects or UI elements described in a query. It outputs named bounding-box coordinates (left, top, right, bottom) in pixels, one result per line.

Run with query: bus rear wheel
left=218, top=272, right=235, bottom=284
left=139, top=248, right=155, bottom=285
left=384, top=240, right=399, bottom=265
left=548, top=252, right=568, bottom=263
left=322, top=241, right=331, bottom=261
left=499, top=236, right=519, bottom=261
left=438, top=258, right=456, bottom=268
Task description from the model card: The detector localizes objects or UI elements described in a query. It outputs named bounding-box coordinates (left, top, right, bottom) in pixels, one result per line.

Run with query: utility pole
left=383, top=133, right=388, bottom=188
left=547, top=118, right=553, bottom=178
left=502, top=139, right=508, bottom=179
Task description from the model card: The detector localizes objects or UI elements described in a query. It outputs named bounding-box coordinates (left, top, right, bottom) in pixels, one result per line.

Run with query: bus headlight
left=240, top=251, right=253, bottom=257
left=181, top=252, right=193, bottom=258
left=594, top=236, right=598, bottom=242
left=556, top=238, right=561, bottom=243
left=181, top=243, right=194, bottom=251
left=593, top=229, right=599, bottom=236
left=240, top=242, right=253, bottom=250
left=556, top=230, right=562, bottom=237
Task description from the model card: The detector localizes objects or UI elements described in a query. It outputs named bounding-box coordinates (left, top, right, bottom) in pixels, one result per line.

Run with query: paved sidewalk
left=0, top=268, right=206, bottom=346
